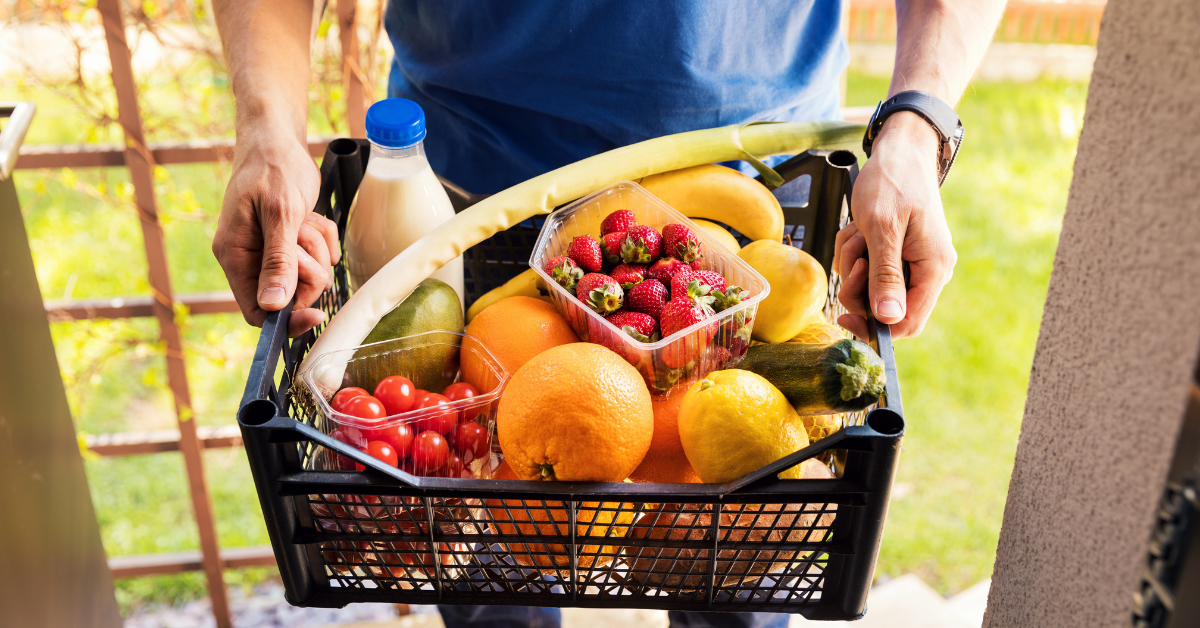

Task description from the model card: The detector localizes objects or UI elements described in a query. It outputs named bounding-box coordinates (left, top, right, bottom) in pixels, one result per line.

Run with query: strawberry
left=626, top=279, right=669, bottom=320
left=671, top=269, right=727, bottom=301
left=606, top=311, right=659, bottom=343
left=567, top=235, right=604, bottom=272
left=610, top=263, right=646, bottom=289
left=576, top=273, right=623, bottom=315
left=600, top=231, right=626, bottom=266
left=690, top=260, right=703, bottom=270
left=712, top=285, right=750, bottom=312
left=660, top=297, right=714, bottom=337
left=600, top=209, right=637, bottom=236
left=543, top=255, right=584, bottom=293
left=646, top=257, right=689, bottom=283
left=662, top=223, right=704, bottom=264
left=620, top=225, right=662, bottom=264
left=659, top=297, right=717, bottom=369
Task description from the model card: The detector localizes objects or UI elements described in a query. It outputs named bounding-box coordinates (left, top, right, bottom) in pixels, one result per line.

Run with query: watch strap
left=863, top=90, right=964, bottom=186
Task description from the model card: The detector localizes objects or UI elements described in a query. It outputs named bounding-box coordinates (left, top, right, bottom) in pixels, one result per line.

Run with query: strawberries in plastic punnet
left=567, top=235, right=604, bottom=272
left=600, top=209, right=637, bottom=236
left=606, top=311, right=660, bottom=343
left=576, top=273, right=624, bottom=315
left=543, top=255, right=584, bottom=293
left=600, top=231, right=626, bottom=266
left=620, top=225, right=662, bottom=264
left=626, top=279, right=669, bottom=320
left=611, top=263, right=647, bottom=289
left=646, top=257, right=689, bottom=283
left=662, top=223, right=705, bottom=264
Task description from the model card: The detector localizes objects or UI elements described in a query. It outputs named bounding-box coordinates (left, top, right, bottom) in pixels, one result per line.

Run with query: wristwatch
left=862, top=90, right=964, bottom=186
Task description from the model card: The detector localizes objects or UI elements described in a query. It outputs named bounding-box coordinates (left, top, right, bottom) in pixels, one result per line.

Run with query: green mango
left=349, top=279, right=464, bottom=394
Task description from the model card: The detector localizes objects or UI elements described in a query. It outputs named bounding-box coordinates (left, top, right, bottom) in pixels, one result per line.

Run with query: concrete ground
left=124, top=575, right=989, bottom=627
left=339, top=576, right=990, bottom=628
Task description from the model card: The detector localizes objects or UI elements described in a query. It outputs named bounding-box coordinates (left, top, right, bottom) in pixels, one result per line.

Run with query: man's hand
left=212, top=124, right=339, bottom=337
left=833, top=112, right=956, bottom=339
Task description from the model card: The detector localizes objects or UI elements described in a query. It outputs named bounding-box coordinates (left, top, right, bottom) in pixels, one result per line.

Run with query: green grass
left=10, top=69, right=1084, bottom=610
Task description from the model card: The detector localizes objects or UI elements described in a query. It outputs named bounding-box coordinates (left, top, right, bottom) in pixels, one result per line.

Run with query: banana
left=689, top=219, right=742, bottom=253
left=637, top=164, right=784, bottom=242
left=466, top=269, right=551, bottom=323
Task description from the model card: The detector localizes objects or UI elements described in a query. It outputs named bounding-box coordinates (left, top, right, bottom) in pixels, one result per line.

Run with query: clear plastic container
left=301, top=330, right=508, bottom=479
left=529, top=182, right=770, bottom=394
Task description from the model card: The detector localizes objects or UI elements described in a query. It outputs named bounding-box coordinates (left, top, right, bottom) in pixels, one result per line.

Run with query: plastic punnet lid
left=365, top=98, right=426, bottom=148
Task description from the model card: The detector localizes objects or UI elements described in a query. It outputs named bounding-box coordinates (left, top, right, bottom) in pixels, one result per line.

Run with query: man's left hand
left=833, top=111, right=957, bottom=339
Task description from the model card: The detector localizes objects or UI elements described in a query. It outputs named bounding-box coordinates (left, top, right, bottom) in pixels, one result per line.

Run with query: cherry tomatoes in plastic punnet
left=413, top=393, right=457, bottom=434
left=376, top=422, right=415, bottom=461
left=331, top=387, right=369, bottom=413
left=411, top=431, right=449, bottom=475
left=341, top=395, right=387, bottom=421
left=366, top=440, right=399, bottom=467
left=442, top=382, right=481, bottom=421
left=453, top=421, right=489, bottom=462
left=374, top=376, right=418, bottom=416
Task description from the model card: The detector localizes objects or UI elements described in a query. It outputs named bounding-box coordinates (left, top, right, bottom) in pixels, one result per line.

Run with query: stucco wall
left=984, top=1, right=1200, bottom=626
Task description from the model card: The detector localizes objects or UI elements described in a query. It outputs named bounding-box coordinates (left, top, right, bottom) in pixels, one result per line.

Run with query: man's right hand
left=212, top=125, right=339, bottom=337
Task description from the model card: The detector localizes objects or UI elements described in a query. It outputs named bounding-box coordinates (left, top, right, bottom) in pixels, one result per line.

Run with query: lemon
left=677, top=370, right=810, bottom=483
left=789, top=320, right=847, bottom=344
left=738, top=240, right=827, bottom=343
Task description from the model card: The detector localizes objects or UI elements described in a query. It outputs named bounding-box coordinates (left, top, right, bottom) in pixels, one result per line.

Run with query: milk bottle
left=344, top=99, right=464, bottom=308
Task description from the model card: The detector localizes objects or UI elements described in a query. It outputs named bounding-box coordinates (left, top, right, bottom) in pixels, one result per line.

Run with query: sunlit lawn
left=9, top=70, right=1084, bottom=610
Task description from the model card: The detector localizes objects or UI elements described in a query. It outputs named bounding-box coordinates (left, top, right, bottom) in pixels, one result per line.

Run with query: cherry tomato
left=397, top=458, right=418, bottom=476
left=413, top=393, right=457, bottom=434
left=453, top=421, right=490, bottom=461
left=331, top=429, right=367, bottom=471
left=374, top=376, right=418, bottom=416
left=376, top=422, right=414, bottom=461
left=341, top=395, right=387, bottom=420
left=411, top=431, right=449, bottom=475
left=442, top=451, right=465, bottom=478
left=366, top=440, right=399, bottom=467
left=442, top=382, right=482, bottom=421
left=331, top=387, right=370, bottom=413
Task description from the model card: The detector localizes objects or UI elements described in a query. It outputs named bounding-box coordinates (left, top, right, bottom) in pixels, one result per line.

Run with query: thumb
left=257, top=213, right=301, bottom=311
left=866, top=233, right=907, bottom=324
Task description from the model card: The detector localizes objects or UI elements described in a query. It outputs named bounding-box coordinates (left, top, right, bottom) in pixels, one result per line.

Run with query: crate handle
left=721, top=408, right=905, bottom=494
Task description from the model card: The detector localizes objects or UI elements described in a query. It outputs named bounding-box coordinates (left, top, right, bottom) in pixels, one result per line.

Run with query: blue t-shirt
left=385, top=1, right=847, bottom=194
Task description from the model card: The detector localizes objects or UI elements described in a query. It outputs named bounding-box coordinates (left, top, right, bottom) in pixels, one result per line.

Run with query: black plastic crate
left=237, top=139, right=905, bottom=621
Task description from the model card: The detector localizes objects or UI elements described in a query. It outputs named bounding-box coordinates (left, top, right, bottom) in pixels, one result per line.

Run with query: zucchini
left=736, top=339, right=886, bottom=415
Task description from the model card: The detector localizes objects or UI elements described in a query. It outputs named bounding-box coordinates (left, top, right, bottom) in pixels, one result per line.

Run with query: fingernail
left=306, top=213, right=319, bottom=222
left=876, top=299, right=903, bottom=319
left=259, top=286, right=286, bottom=305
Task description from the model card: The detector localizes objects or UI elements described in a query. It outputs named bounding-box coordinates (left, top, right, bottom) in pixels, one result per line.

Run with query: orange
left=462, top=296, right=578, bottom=390
left=630, top=386, right=702, bottom=483
left=486, top=461, right=635, bottom=575
left=630, top=450, right=702, bottom=484
left=497, top=343, right=653, bottom=481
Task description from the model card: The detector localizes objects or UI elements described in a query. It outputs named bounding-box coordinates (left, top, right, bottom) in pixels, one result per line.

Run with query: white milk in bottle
left=344, top=98, right=464, bottom=309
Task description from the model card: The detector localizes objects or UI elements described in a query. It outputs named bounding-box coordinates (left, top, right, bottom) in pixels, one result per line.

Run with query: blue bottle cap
left=365, top=98, right=426, bottom=148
